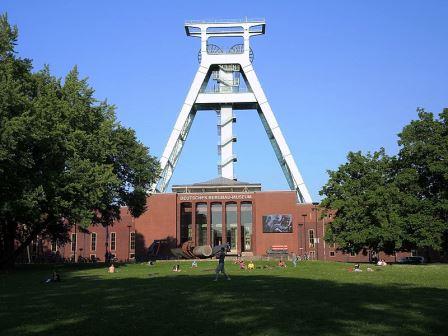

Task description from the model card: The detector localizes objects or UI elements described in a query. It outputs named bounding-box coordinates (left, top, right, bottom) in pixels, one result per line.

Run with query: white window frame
left=330, top=251, right=335, bottom=257
left=51, top=240, right=58, bottom=252
left=308, top=229, right=315, bottom=248
left=71, top=233, right=77, bottom=252
left=130, top=231, right=135, bottom=251
left=110, top=232, right=117, bottom=251
left=91, top=232, right=97, bottom=251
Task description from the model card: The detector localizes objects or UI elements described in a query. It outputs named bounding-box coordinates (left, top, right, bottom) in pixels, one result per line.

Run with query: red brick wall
left=55, top=207, right=135, bottom=262
left=253, top=191, right=300, bottom=256
left=134, top=193, right=177, bottom=257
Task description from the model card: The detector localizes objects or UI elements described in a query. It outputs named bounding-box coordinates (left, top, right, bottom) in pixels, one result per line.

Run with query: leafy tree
left=320, top=149, right=403, bottom=255
left=0, top=14, right=159, bottom=268
left=320, top=108, right=448, bottom=257
left=396, top=108, right=448, bottom=254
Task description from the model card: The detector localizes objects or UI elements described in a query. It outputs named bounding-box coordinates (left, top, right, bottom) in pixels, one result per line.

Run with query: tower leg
left=152, top=65, right=209, bottom=192
left=242, top=63, right=312, bottom=203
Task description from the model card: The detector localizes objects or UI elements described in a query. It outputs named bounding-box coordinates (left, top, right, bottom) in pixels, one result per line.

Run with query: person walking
left=214, top=247, right=231, bottom=281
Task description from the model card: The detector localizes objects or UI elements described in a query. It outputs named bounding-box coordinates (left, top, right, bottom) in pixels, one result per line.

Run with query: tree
left=320, top=149, right=404, bottom=255
left=0, top=14, right=159, bottom=268
left=396, top=108, right=448, bottom=254
left=320, top=108, right=448, bottom=257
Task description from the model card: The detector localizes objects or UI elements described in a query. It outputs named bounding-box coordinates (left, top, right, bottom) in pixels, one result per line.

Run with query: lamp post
left=83, top=230, right=86, bottom=261
left=301, top=214, right=307, bottom=256
left=127, top=224, right=132, bottom=262
left=312, top=202, right=320, bottom=260
left=105, top=225, right=109, bottom=264
left=73, top=223, right=78, bottom=262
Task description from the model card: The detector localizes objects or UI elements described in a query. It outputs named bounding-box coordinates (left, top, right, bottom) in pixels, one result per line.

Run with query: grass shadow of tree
left=1, top=268, right=447, bottom=336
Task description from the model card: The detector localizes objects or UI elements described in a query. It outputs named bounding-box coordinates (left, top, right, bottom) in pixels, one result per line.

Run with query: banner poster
left=263, top=214, right=293, bottom=233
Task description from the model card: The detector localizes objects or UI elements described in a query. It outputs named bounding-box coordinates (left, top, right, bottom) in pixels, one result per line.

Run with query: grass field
left=1, top=260, right=447, bottom=336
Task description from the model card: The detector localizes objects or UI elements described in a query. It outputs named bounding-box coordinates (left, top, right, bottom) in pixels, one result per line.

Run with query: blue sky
left=2, top=0, right=447, bottom=201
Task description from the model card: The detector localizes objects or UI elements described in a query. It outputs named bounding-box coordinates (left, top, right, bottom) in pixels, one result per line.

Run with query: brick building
left=47, top=178, right=406, bottom=263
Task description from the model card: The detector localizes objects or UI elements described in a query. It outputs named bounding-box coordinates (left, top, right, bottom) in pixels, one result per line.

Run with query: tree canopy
left=320, top=150, right=403, bottom=254
left=320, top=108, right=448, bottom=256
left=0, top=14, right=159, bottom=268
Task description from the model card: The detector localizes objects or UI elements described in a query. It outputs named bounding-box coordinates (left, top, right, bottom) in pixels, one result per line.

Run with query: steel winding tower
left=153, top=19, right=312, bottom=203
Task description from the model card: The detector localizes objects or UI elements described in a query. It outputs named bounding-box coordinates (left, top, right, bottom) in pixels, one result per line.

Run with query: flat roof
left=172, top=177, right=261, bottom=188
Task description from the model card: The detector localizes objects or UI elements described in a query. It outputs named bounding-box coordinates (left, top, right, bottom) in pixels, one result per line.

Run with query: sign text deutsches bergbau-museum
left=178, top=194, right=253, bottom=201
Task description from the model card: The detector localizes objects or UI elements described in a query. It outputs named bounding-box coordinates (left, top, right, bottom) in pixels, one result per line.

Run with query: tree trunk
left=0, top=220, right=17, bottom=270
left=0, top=221, right=41, bottom=270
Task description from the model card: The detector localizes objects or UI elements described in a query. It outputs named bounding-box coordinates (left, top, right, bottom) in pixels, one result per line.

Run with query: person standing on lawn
left=214, top=247, right=231, bottom=281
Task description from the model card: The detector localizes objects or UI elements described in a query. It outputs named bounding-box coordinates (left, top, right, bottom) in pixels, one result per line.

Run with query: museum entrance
left=178, top=199, right=253, bottom=254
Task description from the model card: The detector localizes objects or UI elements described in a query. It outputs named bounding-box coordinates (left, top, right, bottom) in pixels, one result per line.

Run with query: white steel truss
left=152, top=19, right=312, bottom=203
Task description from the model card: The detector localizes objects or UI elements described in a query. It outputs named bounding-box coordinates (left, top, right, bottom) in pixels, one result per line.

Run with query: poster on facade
left=263, top=214, right=293, bottom=233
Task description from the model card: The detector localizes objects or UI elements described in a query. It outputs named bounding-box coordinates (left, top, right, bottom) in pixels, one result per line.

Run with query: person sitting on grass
left=354, top=264, right=362, bottom=272
left=45, top=270, right=61, bottom=283
left=234, top=255, right=241, bottom=264
left=108, top=263, right=115, bottom=273
left=377, top=259, right=387, bottom=266
left=278, top=259, right=287, bottom=268
left=239, top=260, right=246, bottom=270
left=247, top=261, right=255, bottom=270
left=172, top=264, right=181, bottom=272
left=191, top=260, right=198, bottom=268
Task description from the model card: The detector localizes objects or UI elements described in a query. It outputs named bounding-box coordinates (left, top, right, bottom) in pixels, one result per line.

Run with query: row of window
left=84, top=253, right=136, bottom=260
left=52, top=232, right=135, bottom=253
left=180, top=202, right=253, bottom=251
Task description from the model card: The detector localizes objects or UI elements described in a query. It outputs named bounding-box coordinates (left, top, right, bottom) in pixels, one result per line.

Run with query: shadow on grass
left=1, top=265, right=447, bottom=336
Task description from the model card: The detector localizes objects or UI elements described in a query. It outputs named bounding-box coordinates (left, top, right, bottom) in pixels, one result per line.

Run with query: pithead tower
left=153, top=19, right=312, bottom=203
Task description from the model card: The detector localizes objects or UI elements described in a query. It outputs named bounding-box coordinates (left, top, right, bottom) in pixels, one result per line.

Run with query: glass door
left=226, top=203, right=238, bottom=253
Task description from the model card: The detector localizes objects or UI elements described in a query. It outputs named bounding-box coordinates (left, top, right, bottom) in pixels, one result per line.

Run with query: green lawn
left=1, top=261, right=447, bottom=336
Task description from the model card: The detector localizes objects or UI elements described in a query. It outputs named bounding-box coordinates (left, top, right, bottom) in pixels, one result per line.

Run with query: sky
left=2, top=0, right=447, bottom=201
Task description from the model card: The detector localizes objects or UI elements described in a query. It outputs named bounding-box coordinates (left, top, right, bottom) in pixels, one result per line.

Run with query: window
left=90, top=254, right=96, bottom=261
left=71, top=233, right=77, bottom=252
left=129, top=253, right=135, bottom=259
left=211, top=203, right=223, bottom=246
left=91, top=232, right=97, bottom=251
left=241, top=202, right=252, bottom=252
left=110, top=232, right=116, bottom=251
left=309, top=251, right=316, bottom=260
left=350, top=251, right=356, bottom=257
left=51, top=240, right=57, bottom=252
left=330, top=251, right=335, bottom=257
left=308, top=229, right=315, bottom=248
left=130, top=232, right=135, bottom=250
left=226, top=203, right=238, bottom=251
left=196, top=203, right=208, bottom=246
left=180, top=203, right=192, bottom=244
